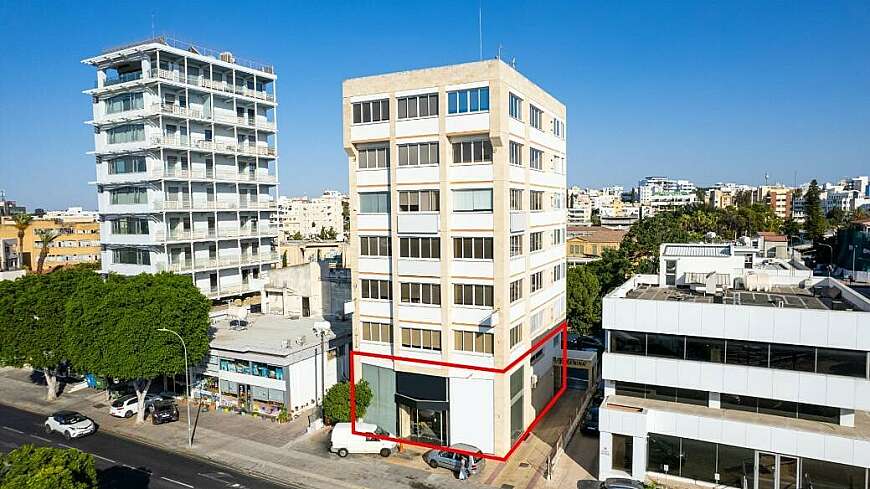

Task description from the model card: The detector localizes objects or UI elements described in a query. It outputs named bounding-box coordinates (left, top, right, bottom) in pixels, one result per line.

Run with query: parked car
left=44, top=411, right=96, bottom=440
left=329, top=422, right=397, bottom=457
left=150, top=399, right=179, bottom=425
left=581, top=406, right=600, bottom=434
left=600, top=478, right=645, bottom=489
left=109, top=394, right=160, bottom=418
left=568, top=334, right=605, bottom=353
left=422, top=444, right=486, bottom=476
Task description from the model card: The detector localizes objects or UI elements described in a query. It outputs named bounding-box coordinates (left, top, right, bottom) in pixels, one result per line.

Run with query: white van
left=329, top=422, right=397, bottom=458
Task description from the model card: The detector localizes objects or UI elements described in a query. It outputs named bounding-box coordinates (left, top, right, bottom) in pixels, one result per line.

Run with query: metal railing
left=150, top=68, right=275, bottom=102
left=149, top=136, right=277, bottom=158
left=104, top=71, right=143, bottom=86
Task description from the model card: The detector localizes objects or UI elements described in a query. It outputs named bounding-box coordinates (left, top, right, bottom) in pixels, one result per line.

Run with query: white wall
left=449, top=377, right=494, bottom=453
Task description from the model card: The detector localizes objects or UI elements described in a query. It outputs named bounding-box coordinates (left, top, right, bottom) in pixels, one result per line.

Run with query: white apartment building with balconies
left=343, top=59, right=567, bottom=456
left=598, top=242, right=870, bottom=489
left=274, top=191, right=347, bottom=241
left=83, top=37, right=279, bottom=298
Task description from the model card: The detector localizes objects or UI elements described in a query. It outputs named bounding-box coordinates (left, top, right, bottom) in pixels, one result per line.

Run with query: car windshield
left=374, top=427, right=388, bottom=436
left=111, top=396, right=133, bottom=407
left=63, top=414, right=87, bottom=424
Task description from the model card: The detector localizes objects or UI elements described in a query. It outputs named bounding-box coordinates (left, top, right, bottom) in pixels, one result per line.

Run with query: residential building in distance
left=597, top=241, right=870, bottom=488
left=0, top=214, right=101, bottom=271
left=566, top=227, right=626, bottom=266
left=754, top=185, right=795, bottom=219
left=567, top=191, right=593, bottom=227
left=344, top=59, right=567, bottom=456
left=706, top=183, right=756, bottom=210
left=82, top=36, right=279, bottom=299
left=0, top=238, right=24, bottom=281
left=637, top=176, right=697, bottom=208
left=273, top=190, right=347, bottom=241
left=600, top=202, right=646, bottom=230
left=0, top=191, right=26, bottom=217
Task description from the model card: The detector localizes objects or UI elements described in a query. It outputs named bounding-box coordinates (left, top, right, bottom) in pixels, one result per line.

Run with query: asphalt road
left=0, top=404, right=294, bottom=489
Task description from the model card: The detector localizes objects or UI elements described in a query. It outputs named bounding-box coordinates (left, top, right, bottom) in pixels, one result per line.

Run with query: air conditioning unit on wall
left=530, top=374, right=538, bottom=389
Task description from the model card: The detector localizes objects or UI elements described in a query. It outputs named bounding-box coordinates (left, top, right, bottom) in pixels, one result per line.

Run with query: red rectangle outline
left=349, top=320, right=568, bottom=462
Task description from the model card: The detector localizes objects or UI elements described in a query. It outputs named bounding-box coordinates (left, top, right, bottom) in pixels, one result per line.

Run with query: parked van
left=329, top=422, right=397, bottom=458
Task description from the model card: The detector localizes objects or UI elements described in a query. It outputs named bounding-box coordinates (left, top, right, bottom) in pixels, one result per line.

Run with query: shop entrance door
left=756, top=452, right=799, bottom=489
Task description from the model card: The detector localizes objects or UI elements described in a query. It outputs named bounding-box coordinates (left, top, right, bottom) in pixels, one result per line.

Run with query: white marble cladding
left=398, top=258, right=440, bottom=277
left=396, top=117, right=439, bottom=138
left=397, top=213, right=439, bottom=234
left=603, top=352, right=870, bottom=411
left=445, top=112, right=490, bottom=134
left=356, top=214, right=390, bottom=231
left=450, top=259, right=493, bottom=278
left=396, top=165, right=439, bottom=184
left=397, top=304, right=441, bottom=323
left=356, top=168, right=390, bottom=186
left=449, top=212, right=492, bottom=230
left=358, top=299, right=392, bottom=318
left=350, top=121, right=389, bottom=141
left=447, top=164, right=494, bottom=182
left=603, top=296, right=870, bottom=351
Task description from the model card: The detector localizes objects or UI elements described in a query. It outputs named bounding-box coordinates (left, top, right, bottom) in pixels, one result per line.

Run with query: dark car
left=581, top=407, right=599, bottom=434
left=568, top=334, right=605, bottom=354
left=600, top=478, right=645, bottom=489
left=149, top=400, right=179, bottom=425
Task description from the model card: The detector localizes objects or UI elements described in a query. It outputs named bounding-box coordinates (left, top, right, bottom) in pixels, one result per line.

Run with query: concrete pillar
left=97, top=68, right=107, bottom=88
left=141, top=57, right=151, bottom=77
left=841, top=408, right=855, bottom=427
left=709, top=391, right=721, bottom=409
left=632, top=434, right=647, bottom=481
left=599, top=431, right=613, bottom=480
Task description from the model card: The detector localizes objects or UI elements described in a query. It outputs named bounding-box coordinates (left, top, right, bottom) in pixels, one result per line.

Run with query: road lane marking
left=1, top=426, right=23, bottom=434
left=58, top=443, right=75, bottom=449
left=91, top=453, right=117, bottom=464
left=29, top=434, right=52, bottom=442
left=160, top=476, right=194, bottom=488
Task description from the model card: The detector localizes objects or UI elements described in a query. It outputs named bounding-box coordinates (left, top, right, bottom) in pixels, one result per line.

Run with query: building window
left=398, top=190, right=439, bottom=212
left=352, top=99, right=389, bottom=124
left=454, top=283, right=494, bottom=307
left=401, top=327, right=441, bottom=351
left=360, top=236, right=391, bottom=257
left=453, top=237, right=493, bottom=260
left=357, top=144, right=389, bottom=169
left=107, top=124, right=145, bottom=144
left=107, top=156, right=146, bottom=174
left=509, top=141, right=523, bottom=166
left=530, top=232, right=543, bottom=252
left=530, top=105, right=543, bottom=130
left=509, top=324, right=523, bottom=348
left=510, top=189, right=523, bottom=210
left=397, top=93, right=438, bottom=119
left=509, top=93, right=522, bottom=120
left=530, top=191, right=544, bottom=211
left=452, top=139, right=493, bottom=164
left=510, top=234, right=523, bottom=257
left=454, top=331, right=494, bottom=354
left=553, top=262, right=566, bottom=282
left=112, top=248, right=150, bottom=265
left=105, top=92, right=144, bottom=114
left=551, top=192, right=564, bottom=209
left=361, top=279, right=391, bottom=300
left=552, top=228, right=564, bottom=245
left=359, top=192, right=389, bottom=213
left=530, top=271, right=544, bottom=293
left=399, top=142, right=439, bottom=166
left=400, top=237, right=440, bottom=259
left=400, top=282, right=441, bottom=305
left=110, top=187, right=147, bottom=205
left=510, top=278, right=523, bottom=302
left=362, top=321, right=392, bottom=343
left=111, top=218, right=149, bottom=235
left=447, top=87, right=489, bottom=114
left=530, top=148, right=543, bottom=170
left=552, top=118, right=565, bottom=138
left=453, top=189, right=493, bottom=212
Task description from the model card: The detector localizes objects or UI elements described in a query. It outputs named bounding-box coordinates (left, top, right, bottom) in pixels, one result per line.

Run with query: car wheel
left=379, top=448, right=391, bottom=457
left=337, top=448, right=348, bottom=458
left=124, top=410, right=133, bottom=418
left=44, top=424, right=52, bottom=435
left=64, top=431, right=71, bottom=441
left=429, top=459, right=439, bottom=469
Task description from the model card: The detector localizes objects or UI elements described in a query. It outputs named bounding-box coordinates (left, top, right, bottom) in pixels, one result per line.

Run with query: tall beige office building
left=343, top=59, right=567, bottom=456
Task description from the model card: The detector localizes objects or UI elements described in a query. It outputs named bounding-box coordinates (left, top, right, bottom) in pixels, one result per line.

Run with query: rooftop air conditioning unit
left=220, top=51, right=235, bottom=63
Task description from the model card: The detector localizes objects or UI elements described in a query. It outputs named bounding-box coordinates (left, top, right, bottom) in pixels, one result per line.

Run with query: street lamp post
left=312, top=322, right=330, bottom=416
left=158, top=328, right=192, bottom=448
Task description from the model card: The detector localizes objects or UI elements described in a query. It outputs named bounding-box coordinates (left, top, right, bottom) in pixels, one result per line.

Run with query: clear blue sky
left=1, top=1, right=868, bottom=210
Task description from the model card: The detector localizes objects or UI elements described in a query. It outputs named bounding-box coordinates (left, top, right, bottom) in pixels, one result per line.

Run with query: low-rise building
left=597, top=241, right=870, bottom=488
left=277, top=240, right=348, bottom=268
left=637, top=176, right=697, bottom=209
left=261, top=260, right=351, bottom=320
left=274, top=191, right=347, bottom=242
left=0, top=215, right=100, bottom=271
left=0, top=238, right=24, bottom=281
left=567, top=227, right=627, bottom=265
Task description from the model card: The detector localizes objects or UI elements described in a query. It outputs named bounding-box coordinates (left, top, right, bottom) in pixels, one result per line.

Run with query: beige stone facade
left=343, top=60, right=567, bottom=456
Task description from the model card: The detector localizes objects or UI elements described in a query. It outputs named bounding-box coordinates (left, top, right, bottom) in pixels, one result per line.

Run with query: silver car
left=422, top=444, right=485, bottom=476
left=44, top=411, right=96, bottom=440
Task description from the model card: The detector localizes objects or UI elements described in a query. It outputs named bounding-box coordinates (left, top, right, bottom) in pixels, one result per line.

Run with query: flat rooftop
left=626, top=284, right=857, bottom=311
left=211, top=314, right=350, bottom=357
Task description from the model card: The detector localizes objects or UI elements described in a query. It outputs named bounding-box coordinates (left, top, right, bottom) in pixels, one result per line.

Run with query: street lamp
left=312, top=322, right=331, bottom=415
left=157, top=328, right=192, bottom=448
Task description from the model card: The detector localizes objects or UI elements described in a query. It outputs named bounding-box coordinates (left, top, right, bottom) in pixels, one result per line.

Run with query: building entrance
left=756, top=452, right=799, bottom=489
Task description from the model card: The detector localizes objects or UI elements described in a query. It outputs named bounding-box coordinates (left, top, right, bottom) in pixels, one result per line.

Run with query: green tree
left=290, top=231, right=303, bottom=241
left=10, top=213, right=32, bottom=270
left=342, top=200, right=350, bottom=234
left=566, top=266, right=601, bottom=334
left=826, top=208, right=846, bottom=228
left=65, top=273, right=210, bottom=423
left=804, top=179, right=827, bottom=242
left=0, top=445, right=98, bottom=489
left=0, top=266, right=100, bottom=401
left=281, top=251, right=288, bottom=268
left=325, top=227, right=337, bottom=240
left=781, top=218, right=800, bottom=238
left=34, top=229, right=60, bottom=275
left=322, top=380, right=372, bottom=424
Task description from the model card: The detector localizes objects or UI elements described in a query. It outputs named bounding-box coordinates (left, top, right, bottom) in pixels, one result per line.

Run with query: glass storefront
left=395, top=372, right=449, bottom=446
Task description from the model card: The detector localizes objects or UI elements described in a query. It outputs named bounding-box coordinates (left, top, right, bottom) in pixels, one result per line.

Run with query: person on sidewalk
left=458, top=455, right=468, bottom=481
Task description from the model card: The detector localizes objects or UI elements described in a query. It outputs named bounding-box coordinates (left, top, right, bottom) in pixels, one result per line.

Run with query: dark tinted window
left=769, top=344, right=815, bottom=372
left=816, top=348, right=867, bottom=378
left=646, top=333, right=684, bottom=359
left=717, top=444, right=756, bottom=489
left=802, top=457, right=867, bottom=489
left=646, top=384, right=676, bottom=402
left=615, top=382, right=646, bottom=398
left=611, top=331, right=645, bottom=355
left=647, top=434, right=681, bottom=475
left=720, top=393, right=757, bottom=413
left=726, top=340, right=768, bottom=367
left=686, top=337, right=725, bottom=363
left=797, top=403, right=840, bottom=424
left=757, top=398, right=797, bottom=418
left=676, top=388, right=708, bottom=406
left=680, top=438, right=717, bottom=483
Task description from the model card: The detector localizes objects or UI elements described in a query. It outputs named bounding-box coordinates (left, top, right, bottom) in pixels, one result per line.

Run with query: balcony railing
left=167, top=231, right=192, bottom=240
left=149, top=136, right=277, bottom=158
left=149, top=68, right=276, bottom=102
left=104, top=71, right=143, bottom=86
left=167, top=260, right=193, bottom=273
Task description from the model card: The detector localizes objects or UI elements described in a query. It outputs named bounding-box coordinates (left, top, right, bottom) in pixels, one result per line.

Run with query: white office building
left=598, top=241, right=870, bottom=488
left=274, top=191, right=347, bottom=241
left=83, top=37, right=279, bottom=298
left=638, top=176, right=697, bottom=208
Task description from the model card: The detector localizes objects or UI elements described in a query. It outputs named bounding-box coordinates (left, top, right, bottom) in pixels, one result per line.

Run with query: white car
left=109, top=394, right=160, bottom=418
left=330, top=422, right=397, bottom=457
left=44, top=411, right=95, bottom=440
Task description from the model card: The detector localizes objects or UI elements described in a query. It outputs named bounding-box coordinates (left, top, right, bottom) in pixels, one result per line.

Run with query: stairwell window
left=107, top=124, right=145, bottom=144
left=399, top=190, right=439, bottom=212
left=105, top=92, right=144, bottom=114
left=400, top=282, right=441, bottom=305
left=509, top=141, right=523, bottom=166
left=509, top=93, right=523, bottom=120
left=453, top=189, right=493, bottom=212
left=530, top=105, right=543, bottom=130
left=530, top=148, right=543, bottom=170
left=454, top=331, right=494, bottom=355
left=398, top=93, right=438, bottom=119
left=399, top=142, right=439, bottom=166
left=352, top=99, right=389, bottom=124
left=452, top=139, right=493, bottom=164
left=447, top=87, right=489, bottom=114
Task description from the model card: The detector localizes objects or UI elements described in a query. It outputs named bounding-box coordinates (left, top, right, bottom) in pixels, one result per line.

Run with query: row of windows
left=400, top=282, right=441, bottom=305
left=398, top=142, right=439, bottom=166
left=112, top=248, right=150, bottom=265
left=402, top=237, right=440, bottom=259
left=107, top=156, right=146, bottom=174
left=361, top=321, right=392, bottom=343
left=358, top=145, right=389, bottom=169
left=398, top=190, right=439, bottom=212
left=359, top=236, right=390, bottom=257
left=352, top=99, right=389, bottom=124
left=610, top=330, right=869, bottom=379
left=358, top=138, right=561, bottom=171
left=401, top=327, right=441, bottom=351
left=107, top=124, right=145, bottom=144
left=360, top=279, right=392, bottom=300
left=111, top=218, right=149, bottom=235
left=110, top=187, right=147, bottom=205
left=453, top=140, right=493, bottom=164
left=454, top=331, right=494, bottom=354
left=398, top=93, right=438, bottom=119
left=453, top=237, right=493, bottom=260
left=454, top=283, right=494, bottom=307
left=105, top=92, right=144, bottom=114
left=361, top=235, right=562, bottom=260
left=447, top=87, right=489, bottom=114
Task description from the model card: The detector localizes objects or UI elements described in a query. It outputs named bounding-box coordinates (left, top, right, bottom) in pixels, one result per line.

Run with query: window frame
left=352, top=99, right=390, bottom=124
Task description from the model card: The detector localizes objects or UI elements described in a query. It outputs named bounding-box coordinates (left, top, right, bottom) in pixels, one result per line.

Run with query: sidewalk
left=0, top=367, right=491, bottom=489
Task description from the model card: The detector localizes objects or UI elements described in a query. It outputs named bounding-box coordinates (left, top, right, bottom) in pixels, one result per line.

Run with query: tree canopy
left=804, top=180, right=827, bottom=241
left=323, top=380, right=372, bottom=424
left=0, top=445, right=98, bottom=489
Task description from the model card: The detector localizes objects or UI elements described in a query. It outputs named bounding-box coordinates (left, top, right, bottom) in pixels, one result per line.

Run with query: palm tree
left=11, top=213, right=32, bottom=268
left=34, top=229, right=59, bottom=274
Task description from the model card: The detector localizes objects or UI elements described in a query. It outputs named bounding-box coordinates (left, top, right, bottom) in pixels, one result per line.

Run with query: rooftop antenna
left=497, top=43, right=502, bottom=60
left=764, top=172, right=770, bottom=186
left=511, top=56, right=517, bottom=69
left=151, top=12, right=155, bottom=37
left=478, top=0, right=483, bottom=61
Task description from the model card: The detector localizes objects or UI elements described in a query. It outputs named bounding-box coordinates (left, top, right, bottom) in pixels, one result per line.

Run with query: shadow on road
left=98, top=465, right=151, bottom=489
left=578, top=480, right=600, bottom=489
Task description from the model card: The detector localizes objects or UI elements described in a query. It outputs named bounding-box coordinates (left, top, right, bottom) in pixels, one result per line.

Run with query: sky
left=0, top=0, right=868, bottom=210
